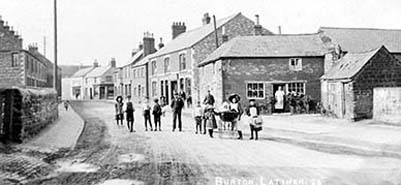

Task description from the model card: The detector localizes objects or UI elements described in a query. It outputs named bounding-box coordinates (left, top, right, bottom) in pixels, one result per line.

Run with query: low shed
left=321, top=46, right=401, bottom=120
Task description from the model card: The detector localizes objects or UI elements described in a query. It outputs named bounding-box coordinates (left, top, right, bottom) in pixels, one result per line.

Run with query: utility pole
left=43, top=36, right=46, bottom=57
left=53, top=0, right=58, bottom=96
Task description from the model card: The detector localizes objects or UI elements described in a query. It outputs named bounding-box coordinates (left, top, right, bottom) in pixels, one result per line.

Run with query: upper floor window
left=179, top=53, right=186, bottom=71
left=289, top=58, right=302, bottom=71
left=105, top=76, right=112, bottom=82
left=11, top=53, right=18, bottom=67
left=164, top=57, right=170, bottom=73
left=94, top=77, right=97, bottom=83
left=133, top=69, right=136, bottom=78
left=151, top=60, right=157, bottom=75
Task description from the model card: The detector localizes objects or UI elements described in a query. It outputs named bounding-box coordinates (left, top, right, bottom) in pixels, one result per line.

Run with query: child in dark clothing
left=143, top=97, right=152, bottom=131
left=152, top=99, right=162, bottom=131
left=246, top=99, right=263, bottom=140
left=126, top=95, right=135, bottom=132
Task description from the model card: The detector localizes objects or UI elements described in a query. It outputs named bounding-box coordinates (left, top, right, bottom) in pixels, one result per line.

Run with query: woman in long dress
left=274, top=86, right=285, bottom=112
left=228, top=94, right=244, bottom=140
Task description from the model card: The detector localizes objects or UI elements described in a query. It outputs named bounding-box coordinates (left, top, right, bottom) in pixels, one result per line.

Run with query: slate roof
left=319, top=27, right=401, bottom=53
left=132, top=53, right=154, bottom=67
left=122, top=49, right=144, bottom=67
left=151, top=13, right=241, bottom=58
left=86, top=65, right=113, bottom=78
left=71, top=67, right=95, bottom=78
left=199, top=34, right=327, bottom=66
left=321, top=46, right=388, bottom=80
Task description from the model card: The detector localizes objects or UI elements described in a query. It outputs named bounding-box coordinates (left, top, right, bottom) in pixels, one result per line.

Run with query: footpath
left=18, top=103, right=85, bottom=153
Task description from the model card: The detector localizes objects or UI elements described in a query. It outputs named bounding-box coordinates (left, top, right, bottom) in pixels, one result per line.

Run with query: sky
left=0, top=0, right=400, bottom=67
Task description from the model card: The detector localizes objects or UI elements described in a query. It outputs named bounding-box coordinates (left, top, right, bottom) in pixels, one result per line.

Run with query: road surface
left=31, top=101, right=401, bottom=185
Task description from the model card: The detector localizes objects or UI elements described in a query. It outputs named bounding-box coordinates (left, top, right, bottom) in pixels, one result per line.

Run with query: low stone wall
left=0, top=87, right=58, bottom=142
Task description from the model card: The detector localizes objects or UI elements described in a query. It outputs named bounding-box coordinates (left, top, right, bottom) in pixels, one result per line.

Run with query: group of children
left=193, top=95, right=263, bottom=140
left=115, top=95, right=163, bottom=132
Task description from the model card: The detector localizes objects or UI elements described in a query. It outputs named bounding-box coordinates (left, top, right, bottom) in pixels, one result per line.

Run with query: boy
left=143, top=97, right=153, bottom=131
left=193, top=101, right=203, bottom=134
left=152, top=99, right=162, bottom=131
left=126, top=95, right=135, bottom=132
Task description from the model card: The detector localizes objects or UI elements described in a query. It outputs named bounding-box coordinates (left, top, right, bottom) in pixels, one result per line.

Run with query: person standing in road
left=193, top=101, right=203, bottom=134
left=115, top=96, right=124, bottom=126
left=203, top=90, right=215, bottom=106
left=228, top=94, right=244, bottom=139
left=171, top=93, right=184, bottom=132
left=152, top=99, right=162, bottom=131
left=126, top=95, right=135, bottom=132
left=64, top=100, right=69, bottom=111
left=143, top=97, right=153, bottom=131
left=246, top=99, right=263, bottom=140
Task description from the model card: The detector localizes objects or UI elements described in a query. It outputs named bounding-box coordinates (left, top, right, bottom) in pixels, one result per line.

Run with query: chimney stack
left=93, top=60, right=99, bottom=67
left=172, top=22, right=186, bottom=39
left=202, top=13, right=211, bottom=25
left=28, top=43, right=39, bottom=52
left=110, top=58, right=116, bottom=67
left=254, top=14, right=263, bottom=36
left=158, top=37, right=165, bottom=49
left=131, top=48, right=138, bottom=57
left=143, top=31, right=156, bottom=56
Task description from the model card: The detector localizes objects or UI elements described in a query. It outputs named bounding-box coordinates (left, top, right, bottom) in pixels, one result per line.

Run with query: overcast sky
left=0, top=0, right=400, bottom=67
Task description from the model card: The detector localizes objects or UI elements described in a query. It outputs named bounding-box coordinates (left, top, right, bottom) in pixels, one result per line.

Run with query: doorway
left=171, top=80, right=178, bottom=99
left=272, top=84, right=287, bottom=113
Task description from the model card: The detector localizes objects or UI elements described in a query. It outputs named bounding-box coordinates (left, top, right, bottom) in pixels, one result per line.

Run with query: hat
left=228, top=93, right=241, bottom=103
left=249, top=99, right=256, bottom=102
left=116, top=95, right=123, bottom=102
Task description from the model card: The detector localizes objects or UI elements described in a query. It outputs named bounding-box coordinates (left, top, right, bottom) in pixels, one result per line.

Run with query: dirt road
left=28, top=101, right=401, bottom=185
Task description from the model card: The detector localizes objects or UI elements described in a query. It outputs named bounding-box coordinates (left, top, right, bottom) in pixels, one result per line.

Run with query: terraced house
left=0, top=17, right=61, bottom=93
left=148, top=12, right=272, bottom=104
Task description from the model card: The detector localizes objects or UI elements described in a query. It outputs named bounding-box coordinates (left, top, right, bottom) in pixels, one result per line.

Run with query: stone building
left=198, top=34, right=327, bottom=109
left=0, top=17, right=61, bottom=94
left=148, top=12, right=272, bottom=104
left=67, top=66, right=95, bottom=99
left=131, top=54, right=154, bottom=103
left=321, top=46, right=401, bottom=120
left=319, top=27, right=401, bottom=63
left=114, top=32, right=157, bottom=99
left=83, top=59, right=116, bottom=99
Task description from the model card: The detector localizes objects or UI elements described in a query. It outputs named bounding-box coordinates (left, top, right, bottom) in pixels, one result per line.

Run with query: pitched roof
left=151, top=13, right=241, bottom=58
left=319, top=27, right=401, bottom=53
left=132, top=53, right=154, bottom=67
left=199, top=34, right=327, bottom=66
left=86, top=65, right=113, bottom=78
left=321, top=46, right=387, bottom=80
left=71, top=67, right=95, bottom=78
left=122, top=49, right=144, bottom=67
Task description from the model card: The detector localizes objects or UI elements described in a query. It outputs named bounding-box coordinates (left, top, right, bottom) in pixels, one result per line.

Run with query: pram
left=215, top=110, right=239, bottom=131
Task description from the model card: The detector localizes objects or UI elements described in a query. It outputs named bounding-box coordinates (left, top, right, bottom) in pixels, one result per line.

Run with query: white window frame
left=164, top=56, right=170, bottom=73
left=289, top=58, right=302, bottom=71
left=245, top=82, right=265, bottom=99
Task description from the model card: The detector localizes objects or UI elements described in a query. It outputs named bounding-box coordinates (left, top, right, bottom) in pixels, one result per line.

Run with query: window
left=151, top=60, right=157, bottom=75
left=289, top=58, right=302, bottom=71
left=133, top=87, right=137, bottom=96
left=246, top=82, right=264, bottom=99
left=85, top=78, right=88, bottom=84
left=179, top=53, right=186, bottom=71
left=164, top=57, right=170, bottom=73
left=11, top=53, right=18, bottom=67
left=105, top=76, right=112, bottom=82
left=288, top=82, right=305, bottom=94
left=94, top=77, right=97, bottom=83
left=152, top=81, right=157, bottom=97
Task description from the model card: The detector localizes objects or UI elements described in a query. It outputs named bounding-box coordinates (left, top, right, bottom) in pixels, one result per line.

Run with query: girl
left=246, top=99, right=262, bottom=140
left=228, top=94, right=244, bottom=139
left=115, top=96, right=124, bottom=126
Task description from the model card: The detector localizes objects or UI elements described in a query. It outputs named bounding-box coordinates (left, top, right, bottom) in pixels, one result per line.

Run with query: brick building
left=321, top=46, right=401, bottom=120
left=148, top=13, right=272, bottom=104
left=83, top=59, right=116, bottom=99
left=198, top=34, right=327, bottom=110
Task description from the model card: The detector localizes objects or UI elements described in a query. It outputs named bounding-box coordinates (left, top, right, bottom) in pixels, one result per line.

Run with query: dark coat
left=171, top=98, right=184, bottom=112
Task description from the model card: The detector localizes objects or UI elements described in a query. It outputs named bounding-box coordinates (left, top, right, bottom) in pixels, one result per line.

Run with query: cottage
left=148, top=12, right=272, bottom=104
left=198, top=34, right=327, bottom=112
left=321, top=46, right=401, bottom=120
left=83, top=59, right=116, bottom=99
left=68, top=66, right=95, bottom=99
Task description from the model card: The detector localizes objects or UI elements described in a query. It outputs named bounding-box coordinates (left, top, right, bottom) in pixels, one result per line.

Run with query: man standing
left=203, top=90, right=215, bottom=106
left=143, top=97, right=153, bottom=131
left=152, top=99, right=162, bottom=131
left=126, top=95, right=135, bottom=132
left=171, top=93, right=184, bottom=132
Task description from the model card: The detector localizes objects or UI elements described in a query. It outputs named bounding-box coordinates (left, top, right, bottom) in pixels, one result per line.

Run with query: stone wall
left=0, top=88, right=58, bottom=142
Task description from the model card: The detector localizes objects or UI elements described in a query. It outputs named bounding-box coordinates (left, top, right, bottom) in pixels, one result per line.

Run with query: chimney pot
left=202, top=13, right=211, bottom=25
left=158, top=37, right=165, bottom=49
left=278, top=26, right=282, bottom=34
left=255, top=14, right=260, bottom=25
